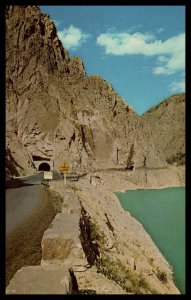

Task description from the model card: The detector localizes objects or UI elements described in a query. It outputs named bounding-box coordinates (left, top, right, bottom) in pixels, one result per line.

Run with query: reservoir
left=116, top=187, right=185, bottom=294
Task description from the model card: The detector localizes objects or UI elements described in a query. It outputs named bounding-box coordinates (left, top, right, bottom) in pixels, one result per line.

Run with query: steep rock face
left=5, top=5, right=139, bottom=174
left=6, top=5, right=185, bottom=185
left=6, top=6, right=70, bottom=81
left=141, top=94, right=185, bottom=166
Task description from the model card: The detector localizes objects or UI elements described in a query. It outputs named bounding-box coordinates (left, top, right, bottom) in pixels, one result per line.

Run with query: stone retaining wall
left=6, top=186, right=87, bottom=294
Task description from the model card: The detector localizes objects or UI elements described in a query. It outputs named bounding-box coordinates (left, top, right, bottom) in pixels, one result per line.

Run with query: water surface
left=116, top=187, right=185, bottom=294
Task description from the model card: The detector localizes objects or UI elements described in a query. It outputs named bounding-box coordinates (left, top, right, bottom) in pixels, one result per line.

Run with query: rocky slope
left=6, top=179, right=180, bottom=294
left=141, top=93, right=185, bottom=166
left=6, top=5, right=185, bottom=184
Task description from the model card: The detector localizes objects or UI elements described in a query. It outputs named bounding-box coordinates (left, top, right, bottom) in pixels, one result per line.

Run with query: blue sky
left=40, top=6, right=185, bottom=115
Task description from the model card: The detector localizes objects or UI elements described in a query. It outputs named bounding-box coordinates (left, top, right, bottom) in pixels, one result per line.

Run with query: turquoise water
left=116, top=187, right=185, bottom=294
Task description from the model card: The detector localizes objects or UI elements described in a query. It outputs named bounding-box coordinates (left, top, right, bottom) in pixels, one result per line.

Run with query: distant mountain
left=142, top=94, right=185, bottom=166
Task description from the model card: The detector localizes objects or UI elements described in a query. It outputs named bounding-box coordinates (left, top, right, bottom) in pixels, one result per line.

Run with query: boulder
left=6, top=265, right=72, bottom=294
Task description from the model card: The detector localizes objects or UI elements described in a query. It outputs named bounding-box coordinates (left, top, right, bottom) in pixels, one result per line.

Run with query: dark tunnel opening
left=38, top=162, right=51, bottom=171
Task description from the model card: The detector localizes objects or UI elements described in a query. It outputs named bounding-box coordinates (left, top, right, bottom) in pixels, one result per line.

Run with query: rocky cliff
left=6, top=5, right=185, bottom=183
left=6, top=5, right=185, bottom=295
left=142, top=94, right=185, bottom=166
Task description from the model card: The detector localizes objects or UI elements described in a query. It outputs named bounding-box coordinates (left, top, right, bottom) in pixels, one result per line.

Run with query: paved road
left=14, top=171, right=65, bottom=184
left=6, top=170, right=74, bottom=235
left=6, top=181, right=57, bottom=286
left=6, top=185, right=50, bottom=235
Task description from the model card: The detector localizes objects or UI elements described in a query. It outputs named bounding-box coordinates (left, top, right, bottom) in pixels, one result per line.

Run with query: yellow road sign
left=59, top=162, right=70, bottom=174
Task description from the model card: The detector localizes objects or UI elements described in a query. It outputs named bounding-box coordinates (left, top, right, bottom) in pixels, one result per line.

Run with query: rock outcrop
left=141, top=94, right=185, bottom=166
left=6, top=265, right=73, bottom=294
left=6, top=5, right=185, bottom=185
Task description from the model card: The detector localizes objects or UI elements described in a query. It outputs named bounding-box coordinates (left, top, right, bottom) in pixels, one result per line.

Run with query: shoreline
left=75, top=176, right=181, bottom=294
left=115, top=184, right=185, bottom=193
left=113, top=185, right=185, bottom=294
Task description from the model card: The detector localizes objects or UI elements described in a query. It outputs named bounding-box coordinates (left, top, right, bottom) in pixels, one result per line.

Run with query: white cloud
left=153, top=51, right=185, bottom=75
left=157, top=27, right=164, bottom=34
left=169, top=80, right=185, bottom=93
left=127, top=24, right=143, bottom=33
left=96, top=31, right=185, bottom=75
left=106, top=24, right=143, bottom=35
left=106, top=26, right=117, bottom=33
left=97, top=32, right=155, bottom=56
left=53, top=19, right=62, bottom=27
left=58, top=25, right=91, bottom=50
left=156, top=55, right=169, bottom=63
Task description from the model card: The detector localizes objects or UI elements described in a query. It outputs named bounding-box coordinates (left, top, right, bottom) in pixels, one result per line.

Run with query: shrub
left=138, top=277, right=149, bottom=289
left=89, top=221, right=105, bottom=247
left=166, top=152, right=185, bottom=165
left=156, top=270, right=168, bottom=283
left=96, top=255, right=132, bottom=292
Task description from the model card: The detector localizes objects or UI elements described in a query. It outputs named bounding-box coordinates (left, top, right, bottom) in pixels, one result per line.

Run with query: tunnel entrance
left=38, top=162, right=51, bottom=171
